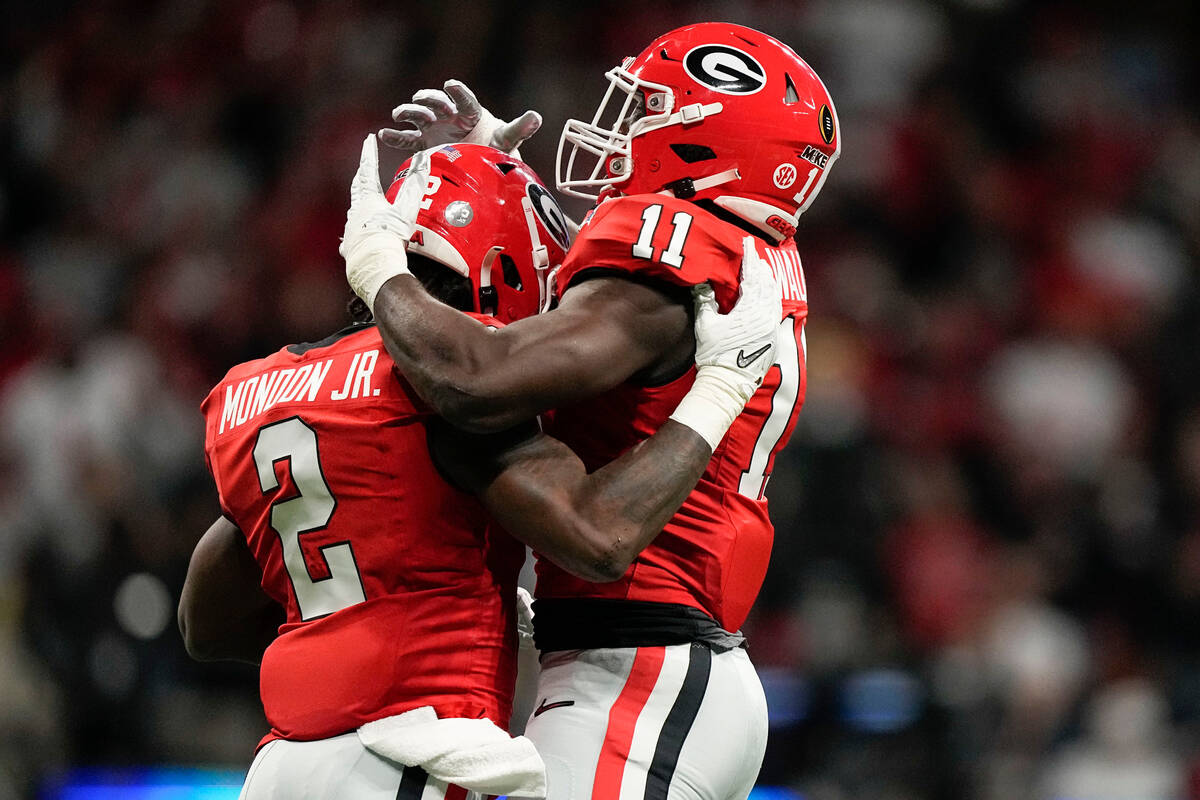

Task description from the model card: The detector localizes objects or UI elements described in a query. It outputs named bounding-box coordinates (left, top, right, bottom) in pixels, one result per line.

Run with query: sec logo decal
left=773, top=163, right=797, bottom=189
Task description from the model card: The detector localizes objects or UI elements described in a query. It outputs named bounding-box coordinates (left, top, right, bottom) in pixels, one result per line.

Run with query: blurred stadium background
left=1, top=0, right=1198, bottom=798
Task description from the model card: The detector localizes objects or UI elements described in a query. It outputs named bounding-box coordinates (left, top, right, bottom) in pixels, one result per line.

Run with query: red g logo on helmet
left=682, top=45, right=766, bottom=95
left=526, top=183, right=571, bottom=251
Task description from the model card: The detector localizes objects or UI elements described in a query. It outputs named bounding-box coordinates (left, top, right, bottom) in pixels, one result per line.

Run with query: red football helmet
left=385, top=143, right=571, bottom=324
left=557, top=22, right=840, bottom=242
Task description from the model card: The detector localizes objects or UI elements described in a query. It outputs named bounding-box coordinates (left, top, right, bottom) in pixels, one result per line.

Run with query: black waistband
left=532, top=598, right=746, bottom=653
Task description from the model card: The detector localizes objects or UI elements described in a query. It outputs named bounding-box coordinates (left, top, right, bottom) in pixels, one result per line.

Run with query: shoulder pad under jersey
left=557, top=195, right=746, bottom=311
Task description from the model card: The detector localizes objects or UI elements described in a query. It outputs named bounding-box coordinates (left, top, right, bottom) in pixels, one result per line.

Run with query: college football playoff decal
left=818, top=104, right=836, bottom=145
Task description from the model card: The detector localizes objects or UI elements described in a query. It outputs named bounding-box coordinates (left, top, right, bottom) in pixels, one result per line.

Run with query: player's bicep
left=486, top=275, right=691, bottom=408
left=479, top=436, right=624, bottom=582
left=428, top=418, right=617, bottom=582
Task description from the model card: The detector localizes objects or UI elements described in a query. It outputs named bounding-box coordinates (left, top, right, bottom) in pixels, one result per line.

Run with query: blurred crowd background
left=1, top=0, right=1197, bottom=798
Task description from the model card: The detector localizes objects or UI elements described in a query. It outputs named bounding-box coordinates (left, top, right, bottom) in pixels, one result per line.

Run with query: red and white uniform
left=201, top=321, right=525, bottom=746
left=540, top=194, right=808, bottom=633
left=527, top=195, right=807, bottom=800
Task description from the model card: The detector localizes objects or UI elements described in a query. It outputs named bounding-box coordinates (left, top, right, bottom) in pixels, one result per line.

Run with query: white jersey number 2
left=738, top=316, right=803, bottom=500
left=253, top=417, right=366, bottom=620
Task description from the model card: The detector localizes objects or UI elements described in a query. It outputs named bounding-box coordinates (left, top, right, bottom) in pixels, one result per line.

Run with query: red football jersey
left=539, top=195, right=808, bottom=632
left=201, top=321, right=525, bottom=743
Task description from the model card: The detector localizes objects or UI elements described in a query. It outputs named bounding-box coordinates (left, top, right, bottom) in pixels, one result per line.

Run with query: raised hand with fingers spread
left=379, top=79, right=541, bottom=157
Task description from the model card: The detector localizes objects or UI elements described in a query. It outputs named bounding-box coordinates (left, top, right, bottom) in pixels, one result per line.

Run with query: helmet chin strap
left=633, top=101, right=723, bottom=137
left=520, top=197, right=551, bottom=313
left=657, top=167, right=741, bottom=200
left=651, top=165, right=794, bottom=243
left=477, top=245, right=504, bottom=316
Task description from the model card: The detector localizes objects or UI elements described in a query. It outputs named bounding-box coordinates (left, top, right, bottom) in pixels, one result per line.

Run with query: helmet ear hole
left=669, top=144, right=717, bottom=163
left=408, top=254, right=474, bottom=312
left=499, top=254, right=523, bottom=290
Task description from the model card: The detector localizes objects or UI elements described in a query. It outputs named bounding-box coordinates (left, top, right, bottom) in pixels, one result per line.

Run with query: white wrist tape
left=463, top=107, right=501, bottom=147
left=669, top=366, right=758, bottom=451
left=343, top=228, right=410, bottom=313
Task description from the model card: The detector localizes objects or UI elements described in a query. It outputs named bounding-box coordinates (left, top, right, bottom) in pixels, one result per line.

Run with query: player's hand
left=670, top=237, right=782, bottom=450
left=693, top=237, right=782, bottom=391
left=379, top=79, right=542, bottom=157
left=341, top=134, right=431, bottom=311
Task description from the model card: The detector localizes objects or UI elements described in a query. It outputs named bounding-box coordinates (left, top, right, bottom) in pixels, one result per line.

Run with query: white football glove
left=379, top=79, right=542, bottom=157
left=670, top=236, right=783, bottom=450
left=341, top=134, right=432, bottom=312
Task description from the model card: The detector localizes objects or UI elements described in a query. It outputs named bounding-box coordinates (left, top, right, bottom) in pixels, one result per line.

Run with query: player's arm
left=433, top=245, right=782, bottom=582
left=433, top=419, right=707, bottom=582
left=342, top=136, right=688, bottom=432
left=374, top=272, right=688, bottom=432
left=178, top=516, right=284, bottom=665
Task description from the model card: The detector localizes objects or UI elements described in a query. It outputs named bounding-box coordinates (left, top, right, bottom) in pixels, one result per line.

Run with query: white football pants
left=238, top=732, right=480, bottom=800
left=523, top=643, right=768, bottom=800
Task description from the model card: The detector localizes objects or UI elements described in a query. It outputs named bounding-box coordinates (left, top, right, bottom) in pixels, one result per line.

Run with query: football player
left=181, top=142, right=780, bottom=799
left=342, top=22, right=839, bottom=799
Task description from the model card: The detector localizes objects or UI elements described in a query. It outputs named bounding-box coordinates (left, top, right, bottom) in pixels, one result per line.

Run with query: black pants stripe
left=643, top=642, right=713, bottom=800
left=396, top=764, right=429, bottom=800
